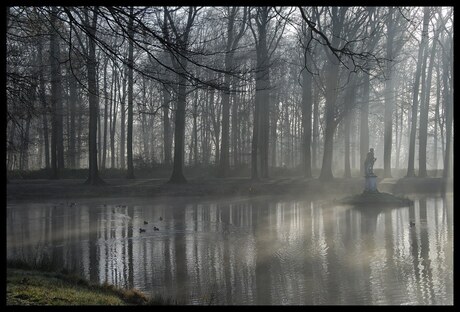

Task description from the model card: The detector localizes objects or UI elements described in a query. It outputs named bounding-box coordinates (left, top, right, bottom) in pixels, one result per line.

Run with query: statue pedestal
left=364, top=175, right=378, bottom=192
left=340, top=171, right=413, bottom=207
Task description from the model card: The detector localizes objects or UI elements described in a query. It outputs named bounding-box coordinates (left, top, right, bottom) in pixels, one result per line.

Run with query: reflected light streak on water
left=7, top=195, right=453, bottom=305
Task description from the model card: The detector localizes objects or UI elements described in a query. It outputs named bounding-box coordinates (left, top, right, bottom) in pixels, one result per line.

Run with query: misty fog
left=6, top=6, right=453, bottom=181
left=6, top=6, right=453, bottom=306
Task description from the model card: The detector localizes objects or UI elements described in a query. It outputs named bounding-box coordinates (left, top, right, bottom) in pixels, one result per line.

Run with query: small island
left=341, top=148, right=413, bottom=207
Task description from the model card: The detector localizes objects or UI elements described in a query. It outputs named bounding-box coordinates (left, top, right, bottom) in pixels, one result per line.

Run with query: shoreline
left=7, top=176, right=451, bottom=202
left=6, top=266, right=163, bottom=305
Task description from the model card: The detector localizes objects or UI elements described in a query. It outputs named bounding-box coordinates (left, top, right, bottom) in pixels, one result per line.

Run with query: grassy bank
left=7, top=268, right=148, bottom=305
left=7, top=175, right=451, bottom=202
left=6, top=260, right=184, bottom=305
left=7, top=166, right=445, bottom=181
left=6, top=177, right=365, bottom=202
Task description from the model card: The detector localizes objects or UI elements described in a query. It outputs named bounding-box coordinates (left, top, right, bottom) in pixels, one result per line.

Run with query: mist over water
left=7, top=195, right=453, bottom=305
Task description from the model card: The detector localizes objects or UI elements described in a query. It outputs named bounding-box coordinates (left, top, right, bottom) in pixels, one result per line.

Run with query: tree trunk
left=253, top=14, right=270, bottom=179
left=419, top=14, right=442, bottom=177
left=188, top=140, right=192, bottom=166
left=76, top=98, right=83, bottom=169
left=169, top=67, right=187, bottom=184
left=312, top=87, right=319, bottom=171
left=294, top=107, right=299, bottom=167
left=7, top=121, right=16, bottom=170
left=344, top=115, right=351, bottom=178
left=319, top=61, right=340, bottom=181
left=318, top=7, right=343, bottom=181
left=405, top=100, right=412, bottom=167
left=20, top=117, right=31, bottom=170
left=163, top=85, right=172, bottom=166
left=231, top=85, right=239, bottom=168
left=251, top=80, right=261, bottom=180
left=394, top=98, right=400, bottom=171
left=110, top=64, right=117, bottom=169
left=359, top=82, right=370, bottom=174
left=383, top=7, right=395, bottom=178
left=279, top=104, right=284, bottom=166
left=101, top=59, right=109, bottom=170
left=97, top=85, right=102, bottom=168
left=120, top=71, right=126, bottom=170
left=37, top=119, right=43, bottom=168
left=241, top=90, right=249, bottom=165
left=433, top=62, right=441, bottom=172
left=343, top=77, right=357, bottom=178
left=126, top=7, right=135, bottom=179
left=49, top=7, right=63, bottom=179
left=193, top=91, right=199, bottom=166
left=219, top=57, right=232, bottom=177
left=301, top=45, right=312, bottom=177
left=141, top=77, right=149, bottom=163
left=270, top=92, right=278, bottom=168
left=220, top=7, right=247, bottom=174
left=38, top=41, right=50, bottom=169
left=109, top=66, right=117, bottom=169
left=202, top=89, right=211, bottom=165
left=84, top=7, right=104, bottom=185
left=351, top=114, right=356, bottom=171
left=407, top=7, right=429, bottom=177
left=396, top=102, right=404, bottom=173
left=260, top=69, right=270, bottom=179
left=209, top=87, right=221, bottom=165
left=165, top=7, right=197, bottom=183
left=442, top=33, right=452, bottom=178
left=320, top=118, right=337, bottom=181
left=148, top=96, right=155, bottom=163
left=68, top=64, right=78, bottom=169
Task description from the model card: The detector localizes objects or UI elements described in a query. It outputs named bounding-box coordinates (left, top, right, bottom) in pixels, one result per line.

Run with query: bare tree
left=218, top=7, right=247, bottom=177
left=37, top=35, right=50, bottom=169
left=6, top=6, right=452, bottom=185
left=382, top=7, right=408, bottom=178
left=441, top=21, right=452, bottom=178
left=407, top=7, right=430, bottom=177
left=84, top=7, right=104, bottom=184
left=49, top=7, right=64, bottom=179
left=64, top=6, right=105, bottom=184
left=317, top=7, right=346, bottom=181
left=126, top=6, right=135, bottom=179
left=248, top=6, right=288, bottom=180
left=300, top=18, right=313, bottom=178
left=101, top=56, right=109, bottom=170
left=164, top=7, right=200, bottom=184
left=418, top=8, right=447, bottom=177
left=383, top=7, right=396, bottom=178
left=298, top=7, right=385, bottom=181
left=342, top=73, right=357, bottom=178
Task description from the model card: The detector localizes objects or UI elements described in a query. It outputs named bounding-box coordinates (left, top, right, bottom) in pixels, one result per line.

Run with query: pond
left=7, top=194, right=453, bottom=305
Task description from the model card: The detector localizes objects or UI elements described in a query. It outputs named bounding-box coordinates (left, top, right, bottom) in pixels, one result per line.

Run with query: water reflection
left=7, top=195, right=453, bottom=305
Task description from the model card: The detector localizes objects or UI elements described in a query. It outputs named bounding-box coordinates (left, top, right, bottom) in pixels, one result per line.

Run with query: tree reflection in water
left=6, top=195, right=453, bottom=305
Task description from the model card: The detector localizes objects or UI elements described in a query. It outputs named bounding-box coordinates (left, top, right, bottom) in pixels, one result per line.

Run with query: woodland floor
left=7, top=176, right=451, bottom=202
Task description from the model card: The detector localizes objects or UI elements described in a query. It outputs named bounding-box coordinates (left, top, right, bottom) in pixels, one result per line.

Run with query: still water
left=7, top=194, right=453, bottom=305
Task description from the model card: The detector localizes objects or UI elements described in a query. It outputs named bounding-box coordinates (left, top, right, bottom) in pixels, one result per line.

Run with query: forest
left=6, top=6, right=454, bottom=306
left=6, top=6, right=453, bottom=184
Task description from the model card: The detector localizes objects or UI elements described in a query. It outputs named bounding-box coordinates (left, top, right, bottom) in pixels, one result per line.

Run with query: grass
left=340, top=191, right=414, bottom=207
left=147, top=294, right=183, bottom=305
left=7, top=268, right=140, bottom=305
left=6, top=258, right=178, bottom=306
left=7, top=166, right=446, bottom=181
left=7, top=164, right=236, bottom=180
